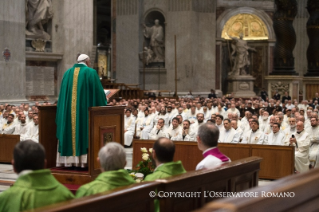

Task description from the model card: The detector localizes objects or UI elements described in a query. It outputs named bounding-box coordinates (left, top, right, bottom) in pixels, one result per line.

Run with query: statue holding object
left=227, top=33, right=256, bottom=76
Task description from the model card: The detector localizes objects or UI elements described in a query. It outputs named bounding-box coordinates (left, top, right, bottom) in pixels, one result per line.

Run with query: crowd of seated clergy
left=121, top=91, right=319, bottom=174
left=0, top=102, right=53, bottom=142
left=0, top=123, right=227, bottom=211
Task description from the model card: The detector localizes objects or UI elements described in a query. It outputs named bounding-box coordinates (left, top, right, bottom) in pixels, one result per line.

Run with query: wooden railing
left=101, top=80, right=144, bottom=99
left=133, top=140, right=295, bottom=179
left=27, top=157, right=262, bottom=212
left=197, top=167, right=319, bottom=212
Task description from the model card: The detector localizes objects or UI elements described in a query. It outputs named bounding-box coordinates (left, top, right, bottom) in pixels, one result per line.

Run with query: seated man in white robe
left=241, top=119, right=265, bottom=144
left=124, top=109, right=136, bottom=147
left=266, top=123, right=285, bottom=145
left=173, top=120, right=196, bottom=141
left=1, top=114, right=15, bottom=134
left=195, top=102, right=203, bottom=115
left=231, top=120, right=243, bottom=141
left=25, top=115, right=39, bottom=143
left=166, top=117, right=182, bottom=140
left=289, top=121, right=310, bottom=173
left=196, top=123, right=230, bottom=170
left=190, top=113, right=205, bottom=135
left=176, top=107, right=187, bottom=121
left=136, top=108, right=154, bottom=139
left=264, top=116, right=276, bottom=135
left=186, top=106, right=197, bottom=125
left=284, top=117, right=297, bottom=145
left=149, top=118, right=167, bottom=140
left=153, top=107, right=169, bottom=127
left=226, top=104, right=240, bottom=117
left=26, top=111, right=34, bottom=125
left=215, top=114, right=225, bottom=131
left=306, top=117, right=319, bottom=168
left=219, top=119, right=240, bottom=143
left=259, top=111, right=269, bottom=132
left=14, top=114, right=29, bottom=141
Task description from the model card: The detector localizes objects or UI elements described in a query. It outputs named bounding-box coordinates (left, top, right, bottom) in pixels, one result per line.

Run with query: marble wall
left=52, top=0, right=94, bottom=94
left=0, top=1, right=26, bottom=102
left=115, top=0, right=216, bottom=92
left=293, top=0, right=309, bottom=76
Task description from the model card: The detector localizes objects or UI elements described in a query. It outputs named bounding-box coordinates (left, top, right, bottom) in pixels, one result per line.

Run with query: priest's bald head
left=12, top=141, right=46, bottom=174
left=77, top=54, right=91, bottom=67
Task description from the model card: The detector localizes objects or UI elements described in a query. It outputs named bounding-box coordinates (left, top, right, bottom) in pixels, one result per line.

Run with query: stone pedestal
left=265, top=75, right=300, bottom=101
left=227, top=75, right=256, bottom=97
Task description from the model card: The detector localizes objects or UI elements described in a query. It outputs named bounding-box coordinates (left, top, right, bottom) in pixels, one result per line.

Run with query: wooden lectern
left=38, top=106, right=125, bottom=185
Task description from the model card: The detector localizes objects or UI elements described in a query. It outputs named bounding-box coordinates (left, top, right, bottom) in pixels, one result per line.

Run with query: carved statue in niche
left=143, top=19, right=165, bottom=63
left=25, top=0, right=54, bottom=40
left=227, top=33, right=256, bottom=76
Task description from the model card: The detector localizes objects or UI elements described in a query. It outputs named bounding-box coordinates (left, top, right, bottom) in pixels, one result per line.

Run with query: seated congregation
left=123, top=95, right=318, bottom=173
left=0, top=122, right=232, bottom=211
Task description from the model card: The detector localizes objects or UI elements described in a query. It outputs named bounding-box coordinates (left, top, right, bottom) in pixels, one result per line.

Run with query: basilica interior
left=1, top=0, right=319, bottom=211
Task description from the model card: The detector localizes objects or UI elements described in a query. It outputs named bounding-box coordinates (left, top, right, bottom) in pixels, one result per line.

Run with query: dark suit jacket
left=273, top=93, right=281, bottom=101
left=282, top=96, right=291, bottom=103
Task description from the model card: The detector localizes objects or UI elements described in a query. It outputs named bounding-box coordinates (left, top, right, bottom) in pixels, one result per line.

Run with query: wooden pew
left=27, top=157, right=262, bottom=212
left=0, top=134, right=19, bottom=163
left=133, top=140, right=295, bottom=179
left=157, top=156, right=262, bottom=212
left=27, top=182, right=161, bottom=212
left=197, top=167, right=319, bottom=212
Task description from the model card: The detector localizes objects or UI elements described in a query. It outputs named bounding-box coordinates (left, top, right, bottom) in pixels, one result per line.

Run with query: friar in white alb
left=241, top=120, right=265, bottom=144
left=218, top=119, right=240, bottom=143
left=148, top=118, right=167, bottom=140
left=124, top=109, right=136, bottom=147
left=14, top=114, right=29, bottom=141
left=289, top=121, right=310, bottom=173
left=306, top=117, right=319, bottom=168
left=25, top=115, right=39, bottom=143
left=265, top=123, right=285, bottom=146
left=196, top=123, right=230, bottom=170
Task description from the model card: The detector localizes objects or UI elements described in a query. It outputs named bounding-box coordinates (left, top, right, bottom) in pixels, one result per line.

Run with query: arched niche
left=221, top=13, right=269, bottom=40
left=217, top=7, right=274, bottom=40
left=142, top=9, right=166, bottom=67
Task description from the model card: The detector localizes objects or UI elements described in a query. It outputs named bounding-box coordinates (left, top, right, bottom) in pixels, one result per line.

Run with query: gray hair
left=98, top=142, right=126, bottom=171
left=198, top=123, right=219, bottom=148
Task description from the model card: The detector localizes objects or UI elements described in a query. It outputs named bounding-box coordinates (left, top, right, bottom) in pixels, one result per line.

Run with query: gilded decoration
left=222, top=14, right=269, bottom=40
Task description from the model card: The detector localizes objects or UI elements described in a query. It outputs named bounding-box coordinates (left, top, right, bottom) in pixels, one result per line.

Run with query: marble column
left=0, top=1, right=26, bottom=102
left=271, top=0, right=298, bottom=75
left=304, top=0, right=319, bottom=77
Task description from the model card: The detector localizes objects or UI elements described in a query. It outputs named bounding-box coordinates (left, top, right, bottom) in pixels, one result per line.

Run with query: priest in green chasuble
left=56, top=54, right=107, bottom=168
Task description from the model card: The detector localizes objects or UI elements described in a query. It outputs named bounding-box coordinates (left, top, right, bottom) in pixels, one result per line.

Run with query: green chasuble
left=56, top=63, right=107, bottom=156
left=145, top=161, right=186, bottom=212
left=0, top=169, right=74, bottom=212
left=76, top=169, right=135, bottom=198
left=144, top=161, right=186, bottom=181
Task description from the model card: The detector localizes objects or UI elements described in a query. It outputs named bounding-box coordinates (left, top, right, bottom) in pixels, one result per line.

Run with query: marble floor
left=0, top=148, right=273, bottom=193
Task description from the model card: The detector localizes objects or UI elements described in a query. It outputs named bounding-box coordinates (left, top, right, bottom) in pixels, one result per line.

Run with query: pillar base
left=227, top=75, right=256, bottom=98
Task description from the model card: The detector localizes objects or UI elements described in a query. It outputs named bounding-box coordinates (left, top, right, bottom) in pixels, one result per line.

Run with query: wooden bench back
left=27, top=157, right=261, bottom=212
left=157, top=156, right=261, bottom=212
left=0, top=134, right=19, bottom=163
left=197, top=167, right=319, bottom=212
left=133, top=140, right=294, bottom=179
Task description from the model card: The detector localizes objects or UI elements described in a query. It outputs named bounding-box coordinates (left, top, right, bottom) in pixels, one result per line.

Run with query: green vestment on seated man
left=0, top=169, right=74, bottom=212
left=56, top=63, right=107, bottom=156
left=75, top=169, right=136, bottom=198
left=144, top=161, right=186, bottom=181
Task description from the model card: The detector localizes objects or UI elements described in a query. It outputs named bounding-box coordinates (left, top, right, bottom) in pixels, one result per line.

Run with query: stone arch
left=217, top=7, right=275, bottom=40
left=143, top=8, right=166, bottom=26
